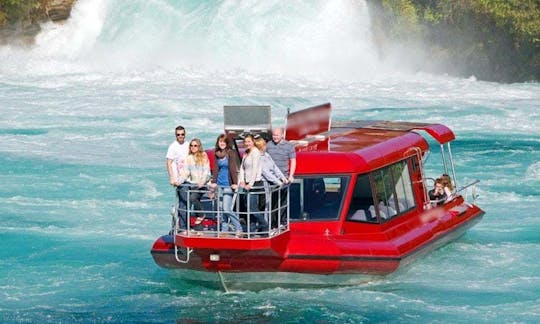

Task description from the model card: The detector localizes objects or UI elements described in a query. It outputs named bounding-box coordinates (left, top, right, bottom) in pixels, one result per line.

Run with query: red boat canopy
left=218, top=103, right=456, bottom=174
left=285, top=103, right=456, bottom=174
left=294, top=130, right=429, bottom=174
left=285, top=103, right=455, bottom=145
left=363, top=121, right=456, bottom=144
left=285, top=103, right=332, bottom=141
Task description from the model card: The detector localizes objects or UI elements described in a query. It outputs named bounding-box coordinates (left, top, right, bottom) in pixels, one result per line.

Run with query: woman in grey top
left=238, top=134, right=267, bottom=234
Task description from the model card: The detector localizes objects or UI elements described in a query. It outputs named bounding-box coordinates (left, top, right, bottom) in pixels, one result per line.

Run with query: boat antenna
left=284, top=107, right=290, bottom=138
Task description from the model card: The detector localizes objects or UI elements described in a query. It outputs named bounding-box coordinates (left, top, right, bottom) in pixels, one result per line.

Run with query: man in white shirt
left=166, top=126, right=189, bottom=231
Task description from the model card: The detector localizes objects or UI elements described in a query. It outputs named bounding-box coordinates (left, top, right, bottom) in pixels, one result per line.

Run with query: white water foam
left=1, top=0, right=379, bottom=79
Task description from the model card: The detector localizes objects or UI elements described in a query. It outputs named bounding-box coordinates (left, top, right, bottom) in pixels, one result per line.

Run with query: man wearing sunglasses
left=166, top=125, right=189, bottom=185
left=166, top=125, right=190, bottom=231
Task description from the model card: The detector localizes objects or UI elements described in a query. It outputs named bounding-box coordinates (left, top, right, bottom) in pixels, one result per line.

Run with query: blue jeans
left=176, top=185, right=188, bottom=230
left=219, top=186, right=242, bottom=232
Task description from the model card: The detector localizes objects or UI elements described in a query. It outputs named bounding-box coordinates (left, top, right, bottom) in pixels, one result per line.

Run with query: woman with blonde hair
left=440, top=173, right=455, bottom=202
left=179, top=138, right=211, bottom=223
left=238, top=134, right=267, bottom=234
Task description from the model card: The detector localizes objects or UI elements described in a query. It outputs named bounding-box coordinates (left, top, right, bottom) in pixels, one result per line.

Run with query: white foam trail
left=526, top=162, right=540, bottom=180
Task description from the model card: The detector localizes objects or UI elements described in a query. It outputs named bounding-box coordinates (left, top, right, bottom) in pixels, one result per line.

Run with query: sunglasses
left=176, top=133, right=185, bottom=137
left=190, top=144, right=199, bottom=147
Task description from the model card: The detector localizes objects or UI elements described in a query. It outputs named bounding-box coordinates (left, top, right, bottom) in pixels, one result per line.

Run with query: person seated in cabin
left=388, top=196, right=405, bottom=213
left=178, top=138, right=211, bottom=229
left=254, top=137, right=288, bottom=230
left=302, top=178, right=326, bottom=219
left=368, top=205, right=377, bottom=220
left=440, top=173, right=455, bottom=202
left=378, top=199, right=397, bottom=217
left=428, top=178, right=447, bottom=206
left=370, top=199, right=389, bottom=220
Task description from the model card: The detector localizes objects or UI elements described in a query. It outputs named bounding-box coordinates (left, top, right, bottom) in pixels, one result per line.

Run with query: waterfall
left=3, top=0, right=379, bottom=79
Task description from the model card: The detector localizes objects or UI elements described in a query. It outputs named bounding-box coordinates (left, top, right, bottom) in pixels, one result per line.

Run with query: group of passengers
left=428, top=174, right=454, bottom=206
left=166, top=125, right=296, bottom=237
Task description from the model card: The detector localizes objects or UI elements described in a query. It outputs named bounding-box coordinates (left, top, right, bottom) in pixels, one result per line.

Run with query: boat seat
left=350, top=209, right=367, bottom=221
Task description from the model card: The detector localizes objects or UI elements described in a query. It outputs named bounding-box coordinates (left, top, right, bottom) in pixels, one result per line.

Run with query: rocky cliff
left=0, top=0, right=76, bottom=44
left=46, top=0, right=75, bottom=22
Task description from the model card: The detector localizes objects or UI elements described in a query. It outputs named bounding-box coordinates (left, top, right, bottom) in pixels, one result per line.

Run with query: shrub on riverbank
left=0, top=0, right=46, bottom=43
left=367, top=0, right=540, bottom=82
left=0, top=0, right=43, bottom=26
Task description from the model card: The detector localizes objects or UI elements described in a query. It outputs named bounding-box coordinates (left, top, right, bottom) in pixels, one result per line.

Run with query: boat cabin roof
left=223, top=103, right=455, bottom=175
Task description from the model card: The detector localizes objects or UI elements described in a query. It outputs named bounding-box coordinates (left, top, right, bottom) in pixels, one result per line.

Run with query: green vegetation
left=368, top=0, right=540, bottom=82
left=0, top=0, right=43, bottom=27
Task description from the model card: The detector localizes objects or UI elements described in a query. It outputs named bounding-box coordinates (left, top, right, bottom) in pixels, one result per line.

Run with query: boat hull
left=151, top=206, right=484, bottom=290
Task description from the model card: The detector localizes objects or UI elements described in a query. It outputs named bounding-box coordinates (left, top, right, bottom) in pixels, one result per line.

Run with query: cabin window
left=347, top=159, right=416, bottom=223
left=289, top=176, right=349, bottom=221
left=346, top=173, right=378, bottom=223
left=373, top=160, right=416, bottom=222
left=390, top=161, right=415, bottom=213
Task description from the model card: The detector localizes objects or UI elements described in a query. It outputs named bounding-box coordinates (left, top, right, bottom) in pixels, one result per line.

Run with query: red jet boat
left=151, top=103, right=484, bottom=291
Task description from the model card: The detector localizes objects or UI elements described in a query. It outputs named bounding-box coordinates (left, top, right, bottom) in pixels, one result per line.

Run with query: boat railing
left=171, top=183, right=290, bottom=239
left=456, top=179, right=480, bottom=204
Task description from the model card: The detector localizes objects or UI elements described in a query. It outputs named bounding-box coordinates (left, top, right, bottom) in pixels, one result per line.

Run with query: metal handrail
left=172, top=183, right=290, bottom=239
left=456, top=179, right=480, bottom=203
left=170, top=204, right=192, bottom=263
left=456, top=179, right=480, bottom=193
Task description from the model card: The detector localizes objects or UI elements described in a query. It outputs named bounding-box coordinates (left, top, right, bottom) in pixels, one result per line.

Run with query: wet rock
left=47, top=0, right=76, bottom=22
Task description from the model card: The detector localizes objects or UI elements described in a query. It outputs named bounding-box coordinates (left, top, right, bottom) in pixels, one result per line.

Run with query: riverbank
left=366, top=0, right=540, bottom=83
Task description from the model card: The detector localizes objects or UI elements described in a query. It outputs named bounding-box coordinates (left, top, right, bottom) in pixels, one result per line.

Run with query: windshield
left=289, top=176, right=349, bottom=221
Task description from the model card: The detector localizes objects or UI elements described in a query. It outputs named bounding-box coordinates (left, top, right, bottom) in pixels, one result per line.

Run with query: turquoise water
left=1, top=0, right=539, bottom=322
